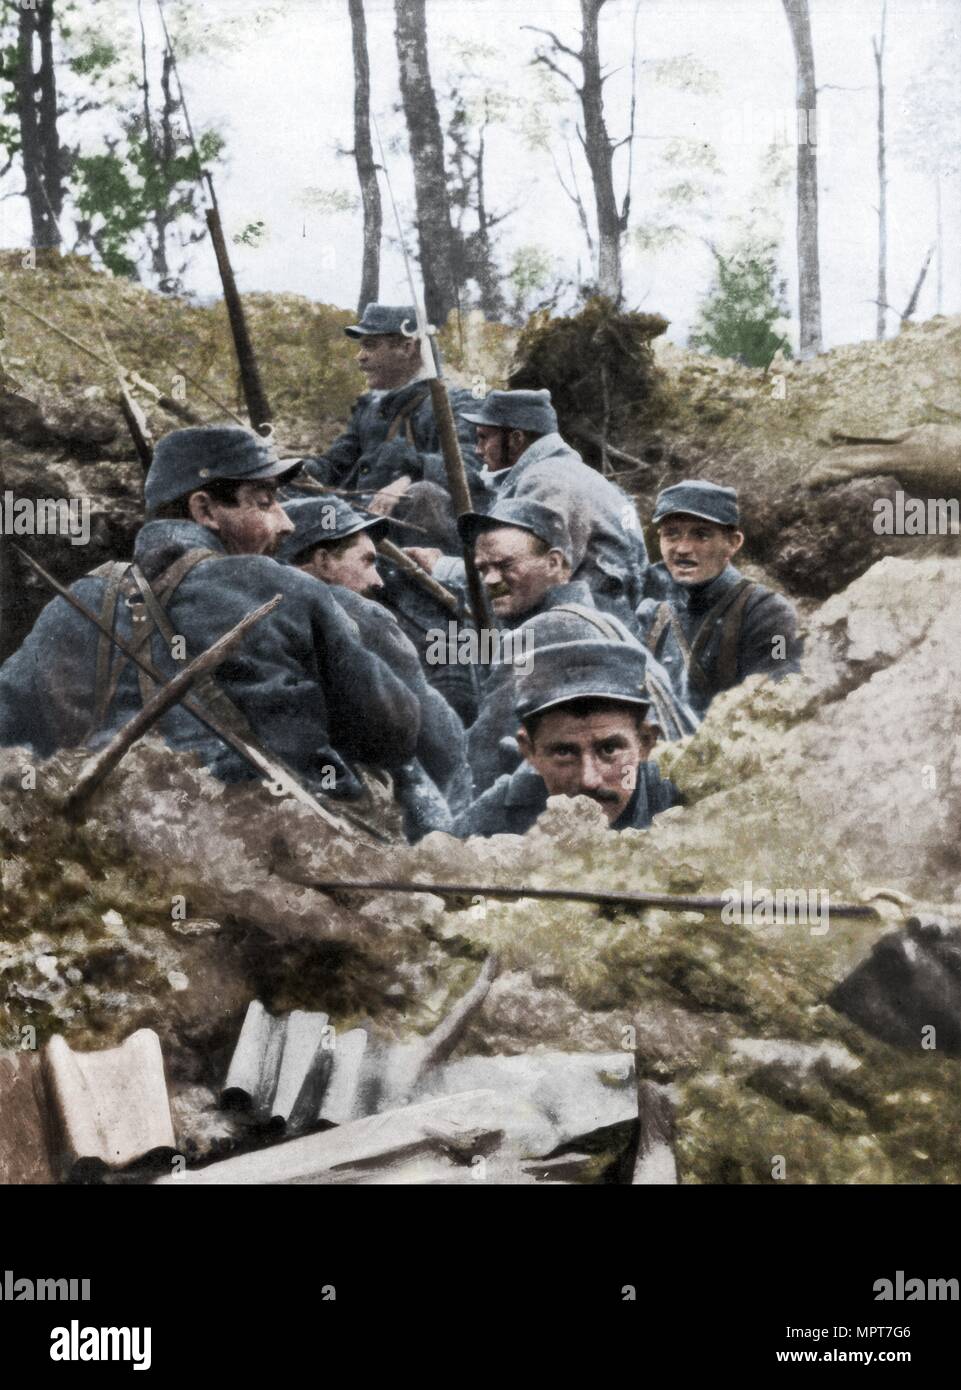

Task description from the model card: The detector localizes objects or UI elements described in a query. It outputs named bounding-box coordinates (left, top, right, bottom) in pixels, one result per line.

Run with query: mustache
left=583, top=788, right=620, bottom=804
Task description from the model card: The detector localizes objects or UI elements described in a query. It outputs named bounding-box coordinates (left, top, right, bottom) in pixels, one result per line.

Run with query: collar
left=379, top=375, right=431, bottom=415
left=134, top=520, right=226, bottom=578
left=676, top=562, right=741, bottom=612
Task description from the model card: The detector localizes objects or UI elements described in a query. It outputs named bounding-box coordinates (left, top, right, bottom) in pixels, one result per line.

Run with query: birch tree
left=781, top=0, right=822, bottom=356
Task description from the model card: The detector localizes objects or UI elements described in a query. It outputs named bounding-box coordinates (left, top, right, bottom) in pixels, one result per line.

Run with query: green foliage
left=690, top=240, right=791, bottom=369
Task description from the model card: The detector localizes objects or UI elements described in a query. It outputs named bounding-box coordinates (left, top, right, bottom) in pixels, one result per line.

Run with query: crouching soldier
left=291, top=303, right=486, bottom=549
left=452, top=640, right=680, bottom=838
left=637, top=480, right=802, bottom=718
left=0, top=427, right=420, bottom=802
left=279, top=496, right=472, bottom=836
left=458, top=388, right=648, bottom=621
left=464, top=597, right=697, bottom=798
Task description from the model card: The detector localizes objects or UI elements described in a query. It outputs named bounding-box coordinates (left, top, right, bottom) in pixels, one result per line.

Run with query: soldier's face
left=517, top=706, right=644, bottom=824
left=355, top=334, right=421, bottom=390
left=301, top=532, right=384, bottom=597
left=658, top=515, right=744, bottom=585
left=191, top=482, right=294, bottom=556
left=474, top=527, right=568, bottom=619
left=475, top=425, right=526, bottom=472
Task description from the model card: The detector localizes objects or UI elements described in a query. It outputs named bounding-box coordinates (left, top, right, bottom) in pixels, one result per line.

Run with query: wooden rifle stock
left=427, top=377, right=494, bottom=631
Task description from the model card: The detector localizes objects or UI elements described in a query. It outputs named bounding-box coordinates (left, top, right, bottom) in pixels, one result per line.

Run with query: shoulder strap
left=87, top=548, right=219, bottom=740
left=548, top=602, right=627, bottom=641
left=88, top=562, right=132, bottom=739
left=713, top=580, right=756, bottom=690
left=386, top=386, right=431, bottom=444
left=643, top=603, right=673, bottom=657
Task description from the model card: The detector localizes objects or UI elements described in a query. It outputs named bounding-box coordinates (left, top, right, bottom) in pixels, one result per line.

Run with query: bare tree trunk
left=394, top=0, right=457, bottom=325
left=873, top=1, right=888, bottom=341
left=781, top=0, right=822, bottom=356
left=935, top=173, right=943, bottom=314
left=348, top=0, right=381, bottom=312
left=579, top=0, right=623, bottom=300
left=14, top=0, right=62, bottom=249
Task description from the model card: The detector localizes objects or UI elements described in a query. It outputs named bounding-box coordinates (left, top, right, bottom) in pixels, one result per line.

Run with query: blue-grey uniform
left=452, top=640, right=681, bottom=839
left=278, top=496, right=472, bottom=833
left=0, top=428, right=420, bottom=799
left=458, top=389, right=648, bottom=621
left=292, top=304, right=487, bottom=542
left=636, top=480, right=802, bottom=719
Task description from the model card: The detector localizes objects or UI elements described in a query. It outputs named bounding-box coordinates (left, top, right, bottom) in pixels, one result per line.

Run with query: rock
left=828, top=916, right=961, bottom=1055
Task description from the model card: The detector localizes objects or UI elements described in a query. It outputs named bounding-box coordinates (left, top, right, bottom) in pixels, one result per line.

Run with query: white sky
left=1, top=0, right=958, bottom=351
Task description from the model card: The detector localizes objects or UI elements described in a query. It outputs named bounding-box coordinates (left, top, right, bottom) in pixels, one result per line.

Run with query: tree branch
left=529, top=50, right=580, bottom=91
left=521, top=24, right=583, bottom=63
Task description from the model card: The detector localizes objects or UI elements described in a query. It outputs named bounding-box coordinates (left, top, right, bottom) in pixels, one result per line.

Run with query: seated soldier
left=290, top=302, right=486, bottom=550
left=452, top=640, right=681, bottom=838
left=0, top=427, right=420, bottom=802
left=278, top=496, right=471, bottom=835
left=637, top=480, right=802, bottom=718
left=456, top=388, right=648, bottom=621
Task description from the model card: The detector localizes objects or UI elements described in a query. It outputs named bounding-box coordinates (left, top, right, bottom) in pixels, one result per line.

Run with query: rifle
left=372, top=117, right=495, bottom=635
left=156, top=1, right=272, bottom=435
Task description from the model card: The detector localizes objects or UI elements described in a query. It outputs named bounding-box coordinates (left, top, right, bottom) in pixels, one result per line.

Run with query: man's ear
left=546, top=548, right=569, bottom=580
left=508, top=429, right=527, bottom=461
left=187, top=491, right=218, bottom=531
left=516, top=727, right=534, bottom=761
left=729, top=528, right=745, bottom=557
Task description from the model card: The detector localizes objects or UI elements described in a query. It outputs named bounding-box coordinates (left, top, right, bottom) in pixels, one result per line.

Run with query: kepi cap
left=461, top=389, right=558, bottom=435
left=458, top=498, right=573, bottom=563
left=514, top=640, right=650, bottom=721
left=652, top=479, right=740, bottom=528
left=345, top=303, right=418, bottom=338
left=278, top=496, right=389, bottom=564
left=144, top=426, right=302, bottom=515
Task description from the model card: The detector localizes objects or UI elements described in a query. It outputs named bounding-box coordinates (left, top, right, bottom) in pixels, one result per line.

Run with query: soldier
left=412, top=498, right=591, bottom=627
left=452, top=640, right=680, bottom=838
left=0, top=427, right=420, bottom=802
left=637, top=480, right=802, bottom=718
left=464, top=591, right=697, bottom=798
left=292, top=302, right=486, bottom=549
left=456, top=388, right=649, bottom=620
left=278, top=496, right=471, bottom=834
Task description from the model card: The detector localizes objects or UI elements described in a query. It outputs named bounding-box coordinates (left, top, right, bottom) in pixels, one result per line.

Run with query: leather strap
left=385, top=387, right=430, bottom=444
left=87, top=548, right=219, bottom=737
left=548, top=603, right=627, bottom=641
left=646, top=580, right=755, bottom=697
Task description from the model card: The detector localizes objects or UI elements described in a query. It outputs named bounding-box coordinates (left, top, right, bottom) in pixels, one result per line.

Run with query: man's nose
left=274, top=506, right=295, bottom=536
left=369, top=569, right=384, bottom=591
left=577, top=754, right=604, bottom=790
